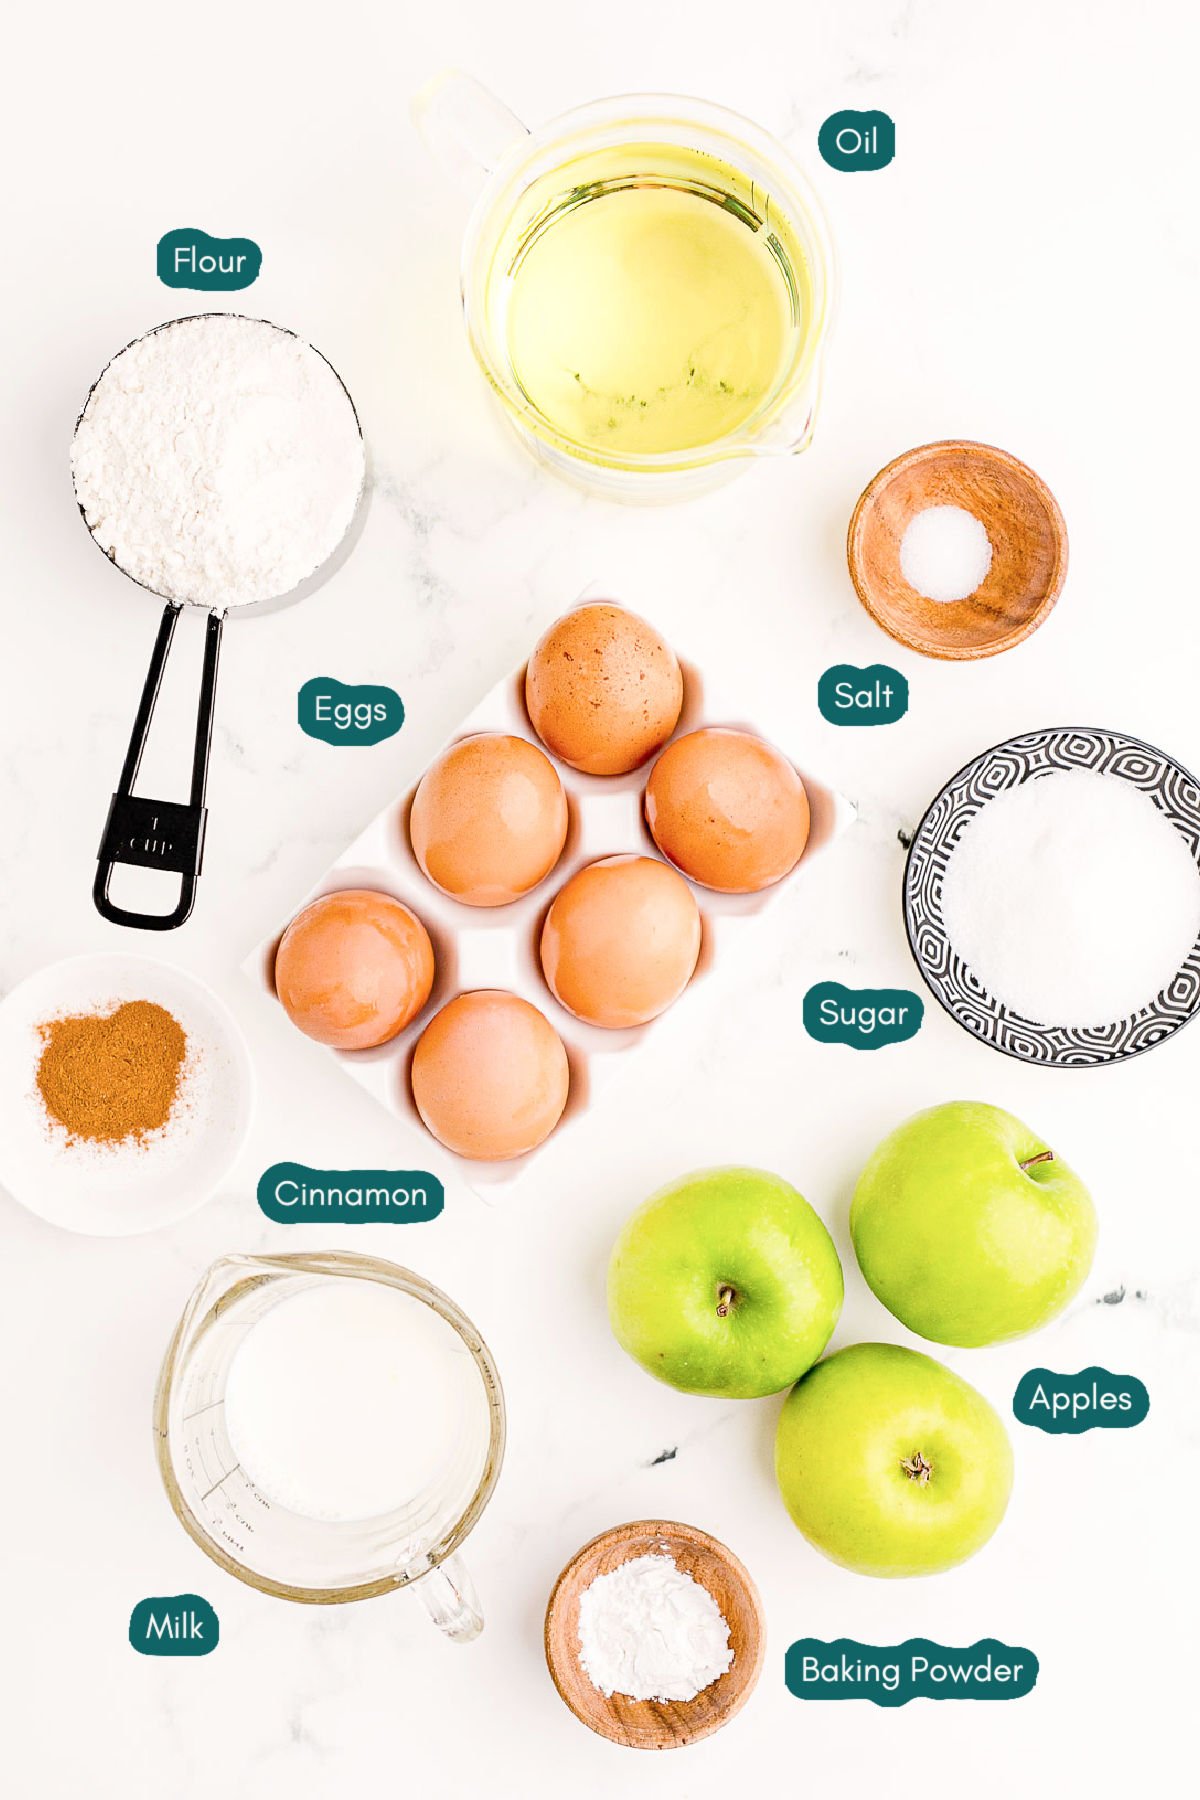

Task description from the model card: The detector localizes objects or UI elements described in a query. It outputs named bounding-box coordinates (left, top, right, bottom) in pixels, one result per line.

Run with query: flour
left=577, top=1552, right=733, bottom=1702
left=72, top=314, right=364, bottom=608
left=940, top=768, right=1200, bottom=1026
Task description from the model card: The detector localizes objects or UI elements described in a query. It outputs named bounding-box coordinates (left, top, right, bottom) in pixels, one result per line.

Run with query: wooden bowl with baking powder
left=544, top=1519, right=765, bottom=1750
left=847, top=440, right=1068, bottom=660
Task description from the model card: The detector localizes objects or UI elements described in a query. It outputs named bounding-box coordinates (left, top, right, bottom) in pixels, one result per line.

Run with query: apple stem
left=1019, top=1150, right=1055, bottom=1172
left=901, top=1451, right=933, bottom=1486
left=716, top=1284, right=737, bottom=1318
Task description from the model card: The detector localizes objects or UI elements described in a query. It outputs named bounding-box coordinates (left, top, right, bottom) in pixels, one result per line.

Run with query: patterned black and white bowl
left=904, top=726, right=1200, bottom=1066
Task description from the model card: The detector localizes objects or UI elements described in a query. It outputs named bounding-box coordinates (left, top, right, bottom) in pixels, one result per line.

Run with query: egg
left=645, top=727, right=810, bottom=893
left=411, top=990, right=570, bottom=1161
left=524, top=603, right=684, bottom=776
left=540, top=855, right=702, bottom=1029
left=409, top=733, right=568, bottom=906
left=275, top=888, right=435, bottom=1049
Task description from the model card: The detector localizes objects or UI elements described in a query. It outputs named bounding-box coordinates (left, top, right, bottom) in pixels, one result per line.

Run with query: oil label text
left=818, top=112, right=896, bottom=172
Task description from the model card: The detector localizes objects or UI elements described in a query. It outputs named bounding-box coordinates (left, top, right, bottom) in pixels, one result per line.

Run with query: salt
left=900, top=504, right=993, bottom=602
left=577, top=1552, right=733, bottom=1703
left=940, top=769, right=1200, bottom=1027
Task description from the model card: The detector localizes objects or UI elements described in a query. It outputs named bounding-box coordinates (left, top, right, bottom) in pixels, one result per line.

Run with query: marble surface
left=3, top=0, right=1197, bottom=1793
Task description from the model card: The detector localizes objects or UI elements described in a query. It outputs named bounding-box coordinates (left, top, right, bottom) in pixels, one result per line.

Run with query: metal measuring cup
left=72, top=313, right=367, bottom=931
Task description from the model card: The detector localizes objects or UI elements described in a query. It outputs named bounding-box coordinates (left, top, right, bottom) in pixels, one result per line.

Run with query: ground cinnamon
left=35, top=1000, right=188, bottom=1145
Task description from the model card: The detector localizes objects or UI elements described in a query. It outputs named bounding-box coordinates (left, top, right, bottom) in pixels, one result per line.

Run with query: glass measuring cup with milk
left=155, top=1252, right=504, bottom=1639
left=417, top=75, right=835, bottom=500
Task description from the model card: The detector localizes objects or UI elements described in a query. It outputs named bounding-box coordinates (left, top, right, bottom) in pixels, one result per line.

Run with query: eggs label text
left=817, top=663, right=908, bottom=726
left=803, top=981, right=923, bottom=1049
left=1013, top=1367, right=1149, bottom=1434
left=258, top=1163, right=444, bottom=1223
left=786, top=1637, right=1037, bottom=1706
left=298, top=677, right=405, bottom=746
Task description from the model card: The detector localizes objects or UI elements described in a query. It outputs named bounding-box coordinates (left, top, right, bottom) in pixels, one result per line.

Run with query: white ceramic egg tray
left=248, top=606, right=853, bottom=1197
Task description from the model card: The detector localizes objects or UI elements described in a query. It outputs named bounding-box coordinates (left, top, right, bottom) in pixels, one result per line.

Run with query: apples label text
left=785, top=1637, right=1037, bottom=1706
left=803, top=981, right=923, bottom=1049
left=817, top=111, right=897, bottom=173
left=1013, top=1367, right=1149, bottom=1433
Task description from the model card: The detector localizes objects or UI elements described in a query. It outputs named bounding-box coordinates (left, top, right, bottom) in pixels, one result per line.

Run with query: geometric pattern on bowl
left=904, top=725, right=1200, bottom=1066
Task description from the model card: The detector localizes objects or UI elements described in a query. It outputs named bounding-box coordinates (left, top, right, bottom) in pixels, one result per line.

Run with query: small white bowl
left=0, top=954, right=254, bottom=1235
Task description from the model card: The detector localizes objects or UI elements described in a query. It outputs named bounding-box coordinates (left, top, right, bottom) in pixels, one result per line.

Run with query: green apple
left=607, top=1167, right=843, bottom=1398
left=850, top=1101, right=1097, bottom=1347
left=775, top=1343, right=1013, bottom=1576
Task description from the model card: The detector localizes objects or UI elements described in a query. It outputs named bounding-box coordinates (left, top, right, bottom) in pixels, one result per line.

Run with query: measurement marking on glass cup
left=182, top=1398, right=226, bottom=1422
left=199, top=1465, right=241, bottom=1503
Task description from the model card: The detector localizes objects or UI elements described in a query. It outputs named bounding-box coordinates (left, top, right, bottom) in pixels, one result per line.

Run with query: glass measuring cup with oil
left=154, top=1251, right=504, bottom=1638
left=418, top=78, right=835, bottom=499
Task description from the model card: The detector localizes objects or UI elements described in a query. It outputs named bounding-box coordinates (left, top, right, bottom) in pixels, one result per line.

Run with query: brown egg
left=275, top=889, right=435, bottom=1049
left=409, top=733, right=568, bottom=907
left=645, top=728, right=810, bottom=893
left=540, top=855, right=702, bottom=1029
left=411, top=990, right=570, bottom=1161
left=524, top=603, right=684, bottom=776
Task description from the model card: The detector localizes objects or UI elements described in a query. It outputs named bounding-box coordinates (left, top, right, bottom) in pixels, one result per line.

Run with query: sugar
left=900, top=504, right=993, bottom=603
left=940, top=769, right=1200, bottom=1027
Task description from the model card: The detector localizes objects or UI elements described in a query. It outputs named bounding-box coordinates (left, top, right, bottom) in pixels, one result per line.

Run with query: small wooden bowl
left=847, top=440, right=1068, bottom=660
left=544, top=1519, right=765, bottom=1750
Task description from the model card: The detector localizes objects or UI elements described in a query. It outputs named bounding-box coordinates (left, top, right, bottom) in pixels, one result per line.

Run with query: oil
left=496, top=143, right=811, bottom=459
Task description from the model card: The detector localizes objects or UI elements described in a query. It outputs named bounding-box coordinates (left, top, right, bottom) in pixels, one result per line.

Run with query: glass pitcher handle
left=413, top=1552, right=484, bottom=1643
left=413, top=70, right=529, bottom=200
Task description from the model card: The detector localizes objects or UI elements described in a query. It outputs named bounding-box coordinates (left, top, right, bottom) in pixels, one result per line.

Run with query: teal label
left=258, top=1163, right=444, bottom=1223
left=818, top=111, right=896, bottom=172
left=804, top=981, right=923, bottom=1049
left=129, top=1595, right=218, bottom=1656
left=1013, top=1367, right=1149, bottom=1433
left=786, top=1638, right=1037, bottom=1706
left=156, top=228, right=261, bottom=290
left=818, top=663, right=908, bottom=726
left=298, top=678, right=404, bottom=746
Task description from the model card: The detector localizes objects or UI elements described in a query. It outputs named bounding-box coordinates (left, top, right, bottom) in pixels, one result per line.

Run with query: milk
left=222, top=1279, right=491, bottom=1523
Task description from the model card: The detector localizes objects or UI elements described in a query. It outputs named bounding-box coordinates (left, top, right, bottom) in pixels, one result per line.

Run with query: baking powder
left=577, top=1552, right=733, bottom=1703
left=72, top=314, right=364, bottom=608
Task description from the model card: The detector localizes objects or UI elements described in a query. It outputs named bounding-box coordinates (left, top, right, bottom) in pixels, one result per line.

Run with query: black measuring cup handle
left=94, top=602, right=223, bottom=931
